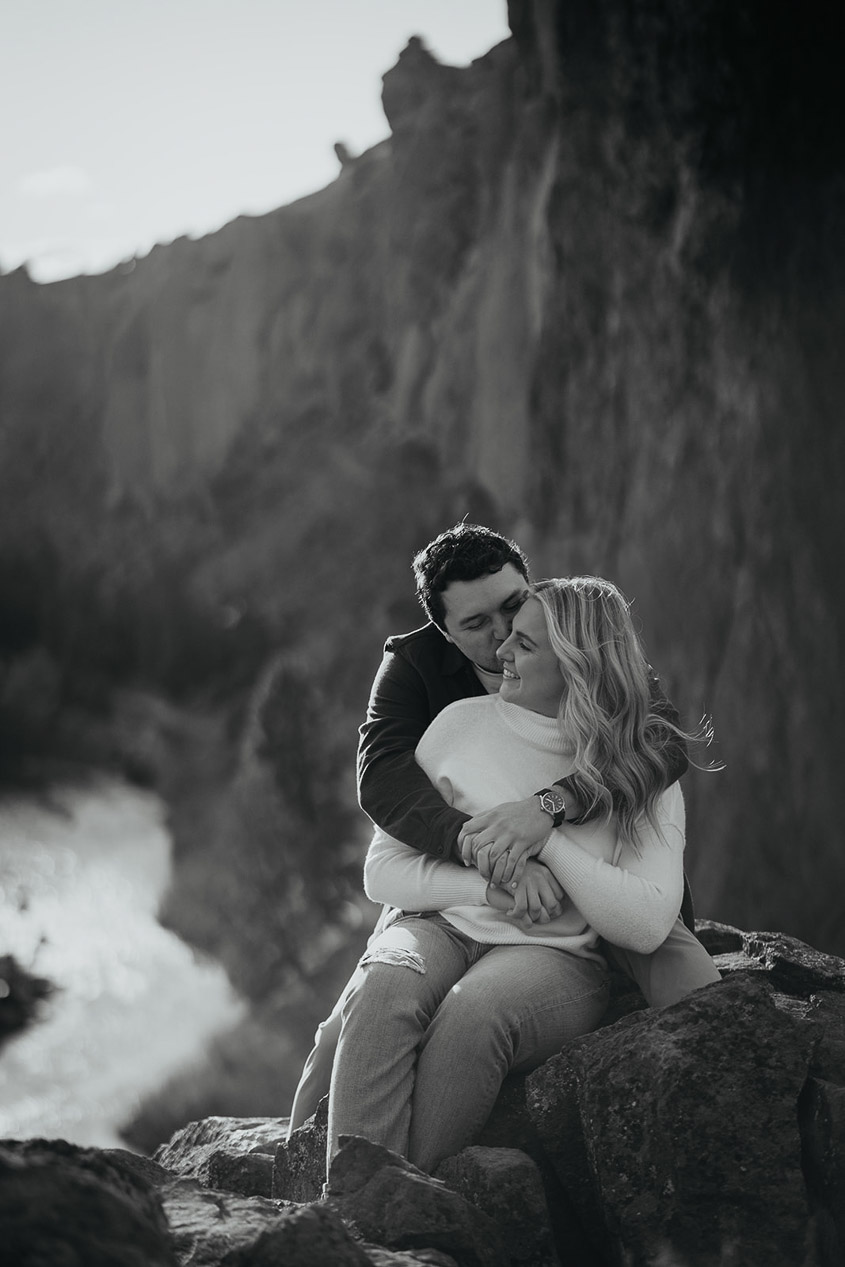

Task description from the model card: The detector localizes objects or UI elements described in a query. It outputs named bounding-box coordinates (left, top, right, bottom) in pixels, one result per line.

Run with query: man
left=358, top=522, right=692, bottom=908
left=287, top=523, right=708, bottom=1133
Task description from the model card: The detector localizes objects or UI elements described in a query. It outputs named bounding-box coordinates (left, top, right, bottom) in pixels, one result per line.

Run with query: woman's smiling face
left=496, top=597, right=565, bottom=717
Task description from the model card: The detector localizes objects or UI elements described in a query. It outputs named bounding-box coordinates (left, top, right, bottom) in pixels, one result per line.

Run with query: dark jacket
left=357, top=622, right=695, bottom=929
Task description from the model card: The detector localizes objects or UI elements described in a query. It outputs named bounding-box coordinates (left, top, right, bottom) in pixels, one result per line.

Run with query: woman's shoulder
left=417, top=695, right=499, bottom=753
left=431, top=693, right=499, bottom=730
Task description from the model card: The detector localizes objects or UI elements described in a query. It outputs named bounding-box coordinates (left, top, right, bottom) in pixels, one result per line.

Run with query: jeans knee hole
left=359, top=947, right=426, bottom=975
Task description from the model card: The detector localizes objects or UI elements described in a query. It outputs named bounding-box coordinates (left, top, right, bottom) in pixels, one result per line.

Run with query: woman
left=325, top=577, right=719, bottom=1174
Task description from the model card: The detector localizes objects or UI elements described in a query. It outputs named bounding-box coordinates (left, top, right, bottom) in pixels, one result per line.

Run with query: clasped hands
left=456, top=795, right=564, bottom=929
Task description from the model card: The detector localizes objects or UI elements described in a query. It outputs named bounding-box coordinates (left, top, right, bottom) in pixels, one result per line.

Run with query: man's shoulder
left=382, top=623, right=467, bottom=675
left=384, top=623, right=445, bottom=654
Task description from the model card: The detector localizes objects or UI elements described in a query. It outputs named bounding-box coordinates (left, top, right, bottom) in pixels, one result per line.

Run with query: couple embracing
left=287, top=523, right=720, bottom=1176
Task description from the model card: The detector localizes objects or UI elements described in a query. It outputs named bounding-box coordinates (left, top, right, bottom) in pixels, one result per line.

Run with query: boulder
left=0, top=1138, right=177, bottom=1267
left=273, top=1092, right=328, bottom=1202
left=801, top=1078, right=845, bottom=1252
left=475, top=1079, right=599, bottom=1262
left=154, top=1115, right=288, bottom=1198
left=158, top=1161, right=463, bottom=1267
left=806, top=992, right=845, bottom=1083
left=326, top=1135, right=508, bottom=1267
left=740, top=931, right=845, bottom=996
left=218, top=1200, right=373, bottom=1266
left=434, top=1147, right=559, bottom=1267
left=157, top=1176, right=296, bottom=1266
left=526, top=976, right=815, bottom=1266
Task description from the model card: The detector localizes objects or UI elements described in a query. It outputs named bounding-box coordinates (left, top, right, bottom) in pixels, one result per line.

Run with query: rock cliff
left=4, top=924, right=845, bottom=1265
left=0, top=0, right=843, bottom=972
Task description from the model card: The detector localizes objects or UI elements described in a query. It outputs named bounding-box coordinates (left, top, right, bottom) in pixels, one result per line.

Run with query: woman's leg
left=605, top=917, right=721, bottom=1008
left=408, top=946, right=609, bottom=1173
left=328, top=914, right=479, bottom=1171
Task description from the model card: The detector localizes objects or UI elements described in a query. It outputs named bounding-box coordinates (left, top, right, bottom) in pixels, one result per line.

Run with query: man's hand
left=486, top=861, right=565, bottom=928
left=458, top=795, right=554, bottom=886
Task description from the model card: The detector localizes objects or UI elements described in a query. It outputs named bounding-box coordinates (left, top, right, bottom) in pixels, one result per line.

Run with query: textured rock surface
left=326, top=1136, right=507, bottom=1267
left=5, top=923, right=845, bottom=1264
left=157, top=1177, right=294, bottom=1267
left=527, top=976, right=814, bottom=1266
left=434, top=1147, right=559, bottom=1267
left=217, top=1201, right=374, bottom=1266
left=273, top=1093, right=327, bottom=1203
left=154, top=1115, right=287, bottom=1198
left=802, top=1077, right=845, bottom=1257
left=0, top=1138, right=177, bottom=1267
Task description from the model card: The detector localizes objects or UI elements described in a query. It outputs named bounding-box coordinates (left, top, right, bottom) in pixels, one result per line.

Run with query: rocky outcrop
left=5, top=923, right=845, bottom=1266
left=529, top=976, right=816, bottom=1265
left=0, top=954, right=53, bottom=1047
left=0, top=1138, right=177, bottom=1266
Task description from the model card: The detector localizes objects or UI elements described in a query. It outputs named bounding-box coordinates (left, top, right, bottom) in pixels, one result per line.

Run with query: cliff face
left=0, top=0, right=843, bottom=953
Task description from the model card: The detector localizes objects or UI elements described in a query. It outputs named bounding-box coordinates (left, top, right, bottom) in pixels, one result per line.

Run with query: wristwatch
left=535, top=787, right=567, bottom=828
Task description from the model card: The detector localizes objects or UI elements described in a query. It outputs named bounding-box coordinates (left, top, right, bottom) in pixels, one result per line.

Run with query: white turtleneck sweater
left=363, top=694, right=685, bottom=957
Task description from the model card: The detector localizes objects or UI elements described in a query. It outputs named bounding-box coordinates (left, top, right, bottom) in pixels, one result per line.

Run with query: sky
left=1, top=0, right=510, bottom=284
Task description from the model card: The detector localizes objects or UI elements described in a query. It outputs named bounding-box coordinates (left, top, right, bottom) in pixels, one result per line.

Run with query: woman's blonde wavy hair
left=531, top=576, right=701, bottom=845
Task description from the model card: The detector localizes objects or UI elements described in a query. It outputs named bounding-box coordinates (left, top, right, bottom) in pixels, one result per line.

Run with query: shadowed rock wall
left=0, top=0, right=843, bottom=953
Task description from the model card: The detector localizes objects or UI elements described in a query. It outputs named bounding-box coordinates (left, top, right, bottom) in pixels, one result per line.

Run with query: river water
left=0, top=780, right=245, bottom=1148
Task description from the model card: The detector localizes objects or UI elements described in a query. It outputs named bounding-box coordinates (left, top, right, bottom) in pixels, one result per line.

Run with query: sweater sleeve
left=538, top=784, right=686, bottom=953
left=364, top=829, right=489, bottom=909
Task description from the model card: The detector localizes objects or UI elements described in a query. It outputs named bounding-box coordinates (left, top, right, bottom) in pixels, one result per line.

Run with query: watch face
left=541, top=790, right=565, bottom=815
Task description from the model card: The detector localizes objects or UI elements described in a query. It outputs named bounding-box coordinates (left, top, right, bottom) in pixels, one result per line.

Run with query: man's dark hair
left=412, top=523, right=530, bottom=629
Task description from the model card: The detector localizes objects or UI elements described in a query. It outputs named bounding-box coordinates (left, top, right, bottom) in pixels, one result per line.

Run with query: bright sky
left=1, top=0, right=510, bottom=284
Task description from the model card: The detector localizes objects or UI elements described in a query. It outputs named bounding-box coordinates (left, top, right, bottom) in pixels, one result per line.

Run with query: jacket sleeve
left=538, top=784, right=686, bottom=953
left=357, top=648, right=469, bottom=860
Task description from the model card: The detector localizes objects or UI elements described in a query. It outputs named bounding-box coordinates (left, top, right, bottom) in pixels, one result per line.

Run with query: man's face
left=440, top=563, right=530, bottom=673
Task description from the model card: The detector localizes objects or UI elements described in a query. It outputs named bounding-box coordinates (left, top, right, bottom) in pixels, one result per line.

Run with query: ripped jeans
left=327, top=913, right=609, bottom=1175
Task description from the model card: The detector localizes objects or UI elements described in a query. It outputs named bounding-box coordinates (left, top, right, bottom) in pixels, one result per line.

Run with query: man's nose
left=491, top=615, right=512, bottom=644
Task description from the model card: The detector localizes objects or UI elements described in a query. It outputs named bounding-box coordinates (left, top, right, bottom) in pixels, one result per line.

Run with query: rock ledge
left=3, top=923, right=844, bottom=1266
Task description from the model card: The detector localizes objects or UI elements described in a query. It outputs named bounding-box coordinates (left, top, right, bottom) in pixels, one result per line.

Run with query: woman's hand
left=486, top=861, right=565, bottom=928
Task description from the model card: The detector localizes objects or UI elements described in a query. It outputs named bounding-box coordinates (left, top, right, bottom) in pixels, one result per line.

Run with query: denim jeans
left=290, top=914, right=719, bottom=1141
left=604, top=916, right=721, bottom=1005
left=327, top=913, right=609, bottom=1174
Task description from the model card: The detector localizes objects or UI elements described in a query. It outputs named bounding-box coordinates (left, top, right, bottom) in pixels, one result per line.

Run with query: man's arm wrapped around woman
left=364, top=785, right=686, bottom=956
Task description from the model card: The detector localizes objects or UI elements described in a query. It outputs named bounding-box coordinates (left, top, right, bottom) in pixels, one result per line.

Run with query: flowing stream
left=0, top=779, right=245, bottom=1148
